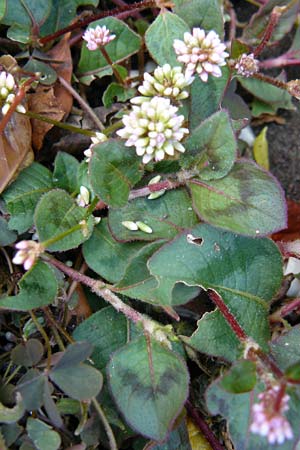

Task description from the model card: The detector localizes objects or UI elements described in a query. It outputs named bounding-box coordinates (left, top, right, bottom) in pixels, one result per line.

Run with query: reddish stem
left=274, top=382, right=287, bottom=413
left=207, top=289, right=247, bottom=341
left=0, top=75, right=37, bottom=135
left=185, top=400, right=225, bottom=450
left=39, top=0, right=155, bottom=46
left=253, top=8, right=281, bottom=57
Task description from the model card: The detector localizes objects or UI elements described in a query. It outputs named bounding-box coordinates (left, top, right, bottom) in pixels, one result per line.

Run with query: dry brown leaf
left=28, top=86, right=65, bottom=150
left=0, top=57, right=33, bottom=194
left=47, top=33, right=73, bottom=116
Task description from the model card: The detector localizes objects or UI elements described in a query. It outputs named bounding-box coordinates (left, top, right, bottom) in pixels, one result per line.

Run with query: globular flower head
left=235, top=53, right=259, bottom=77
left=173, top=28, right=229, bottom=82
left=84, top=132, right=108, bottom=162
left=82, top=25, right=116, bottom=51
left=117, top=96, right=189, bottom=164
left=250, top=385, right=293, bottom=445
left=136, top=64, right=193, bottom=102
left=12, top=240, right=45, bottom=271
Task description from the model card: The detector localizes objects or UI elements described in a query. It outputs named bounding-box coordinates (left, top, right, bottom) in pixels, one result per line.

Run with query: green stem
left=23, top=110, right=97, bottom=137
left=30, top=311, right=52, bottom=371
left=91, top=398, right=118, bottom=450
left=99, top=46, right=125, bottom=86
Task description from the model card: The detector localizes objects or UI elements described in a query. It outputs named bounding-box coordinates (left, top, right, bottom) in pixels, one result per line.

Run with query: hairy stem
left=91, top=398, right=118, bottom=450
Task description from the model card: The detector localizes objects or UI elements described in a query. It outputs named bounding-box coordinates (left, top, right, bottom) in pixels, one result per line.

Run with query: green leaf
left=22, top=60, right=57, bottom=85
left=11, top=339, right=44, bottom=367
left=0, top=261, right=58, bottom=311
left=173, top=0, right=223, bottom=35
left=206, top=380, right=300, bottom=450
left=40, top=0, right=98, bottom=36
left=188, top=160, right=287, bottom=236
left=90, top=139, right=142, bottom=207
left=83, top=219, right=145, bottom=283
left=34, top=189, right=94, bottom=251
left=73, top=306, right=128, bottom=371
left=26, top=418, right=61, bottom=450
left=108, top=188, right=198, bottom=242
left=50, top=342, right=103, bottom=401
left=285, top=362, right=300, bottom=381
left=151, top=418, right=192, bottom=450
left=102, top=82, right=136, bottom=108
left=184, top=110, right=236, bottom=180
left=145, top=11, right=190, bottom=66
left=253, top=126, right=269, bottom=170
left=78, top=17, right=142, bottom=74
left=239, top=77, right=295, bottom=115
left=270, top=325, right=300, bottom=371
left=2, top=163, right=53, bottom=234
left=53, top=152, right=80, bottom=193
left=0, top=394, right=25, bottom=424
left=188, top=67, right=230, bottom=129
left=0, top=217, right=16, bottom=246
left=108, top=336, right=189, bottom=441
left=148, top=223, right=282, bottom=357
left=220, top=360, right=257, bottom=393
left=1, top=0, right=51, bottom=43
left=17, top=369, right=46, bottom=411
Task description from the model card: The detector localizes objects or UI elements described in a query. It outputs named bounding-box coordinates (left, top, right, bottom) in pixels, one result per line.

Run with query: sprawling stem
left=91, top=398, right=118, bottom=450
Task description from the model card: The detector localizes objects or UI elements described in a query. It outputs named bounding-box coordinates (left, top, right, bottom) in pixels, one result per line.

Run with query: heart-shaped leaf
left=27, top=418, right=61, bottom=450
left=107, top=336, right=189, bottom=441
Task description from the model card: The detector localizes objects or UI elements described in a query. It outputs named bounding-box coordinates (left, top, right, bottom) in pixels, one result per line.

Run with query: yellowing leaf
left=187, top=417, right=213, bottom=450
left=253, top=126, right=269, bottom=170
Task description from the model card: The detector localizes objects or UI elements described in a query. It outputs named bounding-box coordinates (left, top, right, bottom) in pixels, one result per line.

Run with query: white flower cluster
left=82, top=25, right=116, bottom=51
left=173, top=28, right=229, bottom=82
left=13, top=240, right=44, bottom=271
left=117, top=96, right=188, bottom=164
left=84, top=132, right=108, bottom=162
left=0, top=71, right=26, bottom=116
left=135, top=64, right=193, bottom=102
left=250, top=385, right=293, bottom=445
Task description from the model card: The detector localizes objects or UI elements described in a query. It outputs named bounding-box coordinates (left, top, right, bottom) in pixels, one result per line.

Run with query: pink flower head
left=12, top=240, right=44, bottom=271
left=82, top=25, right=116, bottom=51
left=250, top=385, right=293, bottom=445
left=173, top=28, right=229, bottom=82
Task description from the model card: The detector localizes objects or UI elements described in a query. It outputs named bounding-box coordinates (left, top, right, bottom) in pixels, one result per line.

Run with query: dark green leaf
left=83, top=219, right=145, bottom=283
left=53, top=152, right=80, bottom=193
left=188, top=67, right=230, bottom=129
left=2, top=163, right=53, bottom=234
left=0, top=393, right=25, bottom=424
left=90, top=139, right=142, bottom=207
left=270, top=325, right=300, bottom=371
left=102, top=82, right=136, bottom=108
left=17, top=369, right=46, bottom=411
left=145, top=11, right=189, bottom=66
left=185, top=110, right=236, bottom=180
left=239, top=77, right=294, bottom=115
left=11, top=339, right=44, bottom=367
left=188, top=160, right=287, bottom=236
left=108, top=336, right=189, bottom=441
left=0, top=217, right=16, bottom=246
left=73, top=306, right=128, bottom=371
left=26, top=418, right=61, bottom=450
left=148, top=223, right=282, bottom=357
left=22, top=60, right=57, bottom=85
left=151, top=418, right=192, bottom=449
left=0, top=261, right=58, bottom=311
left=78, top=17, right=142, bottom=74
left=173, top=0, right=223, bottom=35
left=220, top=360, right=257, bottom=393
left=108, top=188, right=198, bottom=242
left=34, top=189, right=94, bottom=251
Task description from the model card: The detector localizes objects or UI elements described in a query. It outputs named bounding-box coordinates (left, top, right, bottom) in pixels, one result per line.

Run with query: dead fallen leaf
left=28, top=86, right=65, bottom=150
left=0, top=57, right=33, bottom=194
left=252, top=114, right=286, bottom=126
left=47, top=33, right=73, bottom=116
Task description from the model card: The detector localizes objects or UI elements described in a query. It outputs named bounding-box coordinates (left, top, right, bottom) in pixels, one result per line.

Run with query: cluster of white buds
left=122, top=220, right=153, bottom=233
left=84, top=132, right=108, bottom=162
left=76, top=186, right=90, bottom=207
left=0, top=71, right=26, bottom=116
left=135, top=64, right=193, bottom=102
left=235, top=53, right=259, bottom=77
left=173, top=28, right=229, bottom=82
left=250, top=385, right=293, bottom=445
left=12, top=241, right=45, bottom=271
left=82, top=25, right=116, bottom=51
left=117, top=96, right=188, bottom=164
